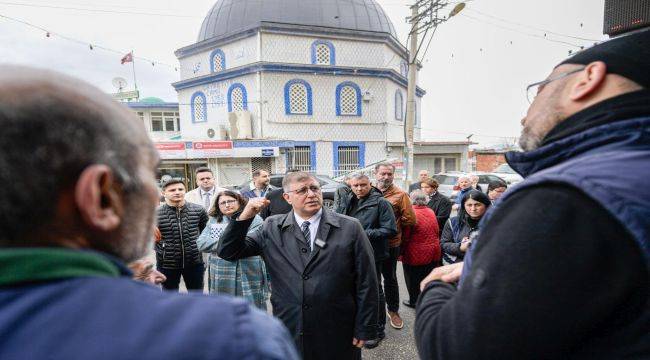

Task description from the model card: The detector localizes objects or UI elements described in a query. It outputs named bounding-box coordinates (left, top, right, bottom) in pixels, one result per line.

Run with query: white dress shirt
left=293, top=209, right=322, bottom=250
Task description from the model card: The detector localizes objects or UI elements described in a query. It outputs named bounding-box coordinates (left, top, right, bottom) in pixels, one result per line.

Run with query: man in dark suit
left=218, top=171, right=378, bottom=360
left=409, top=169, right=430, bottom=193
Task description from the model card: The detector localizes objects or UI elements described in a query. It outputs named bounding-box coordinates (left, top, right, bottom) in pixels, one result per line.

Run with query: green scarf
left=0, top=248, right=121, bottom=287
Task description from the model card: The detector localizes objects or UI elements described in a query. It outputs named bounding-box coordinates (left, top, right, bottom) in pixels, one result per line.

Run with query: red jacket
left=401, top=205, right=440, bottom=265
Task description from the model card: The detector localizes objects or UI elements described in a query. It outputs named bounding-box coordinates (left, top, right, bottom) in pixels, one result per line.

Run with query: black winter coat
left=440, top=216, right=479, bottom=264
left=260, top=188, right=292, bottom=219
left=339, top=188, right=397, bottom=262
left=217, top=209, right=378, bottom=360
left=156, top=203, right=208, bottom=269
left=427, top=192, right=452, bottom=236
left=333, top=184, right=351, bottom=214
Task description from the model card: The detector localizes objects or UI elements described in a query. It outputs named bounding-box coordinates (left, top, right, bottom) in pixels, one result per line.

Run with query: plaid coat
left=197, top=215, right=269, bottom=310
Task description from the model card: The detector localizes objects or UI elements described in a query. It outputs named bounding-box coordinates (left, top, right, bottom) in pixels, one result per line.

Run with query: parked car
left=432, top=172, right=506, bottom=201
left=489, top=163, right=524, bottom=185
left=235, top=174, right=341, bottom=209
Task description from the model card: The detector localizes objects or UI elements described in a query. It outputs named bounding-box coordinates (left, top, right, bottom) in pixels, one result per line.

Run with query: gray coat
left=217, top=208, right=378, bottom=360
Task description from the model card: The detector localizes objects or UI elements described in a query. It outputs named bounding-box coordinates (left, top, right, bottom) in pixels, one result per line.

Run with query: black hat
left=558, top=28, right=650, bottom=88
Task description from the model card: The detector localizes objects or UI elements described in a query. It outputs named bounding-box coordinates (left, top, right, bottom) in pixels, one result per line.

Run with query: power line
left=459, top=13, right=586, bottom=48
left=0, top=12, right=183, bottom=71
left=0, top=1, right=201, bottom=18
left=465, top=7, right=601, bottom=42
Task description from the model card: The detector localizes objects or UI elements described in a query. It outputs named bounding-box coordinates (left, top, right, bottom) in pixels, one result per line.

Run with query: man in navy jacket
left=416, top=29, right=650, bottom=359
left=0, top=66, right=298, bottom=360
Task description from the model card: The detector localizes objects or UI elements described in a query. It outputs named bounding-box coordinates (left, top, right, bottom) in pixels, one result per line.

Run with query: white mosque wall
left=177, top=73, right=259, bottom=139
left=179, top=35, right=259, bottom=80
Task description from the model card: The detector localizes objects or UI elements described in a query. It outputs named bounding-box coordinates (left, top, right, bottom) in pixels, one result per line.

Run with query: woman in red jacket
left=401, top=190, right=441, bottom=308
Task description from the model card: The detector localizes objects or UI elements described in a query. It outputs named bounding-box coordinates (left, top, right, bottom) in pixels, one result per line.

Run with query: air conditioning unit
left=228, top=111, right=253, bottom=139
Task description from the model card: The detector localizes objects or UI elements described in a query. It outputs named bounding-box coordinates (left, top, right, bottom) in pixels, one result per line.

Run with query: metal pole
left=404, top=4, right=419, bottom=189
left=131, top=50, right=138, bottom=92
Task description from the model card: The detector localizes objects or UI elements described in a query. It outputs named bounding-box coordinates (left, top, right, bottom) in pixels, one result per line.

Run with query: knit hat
left=558, top=28, right=650, bottom=88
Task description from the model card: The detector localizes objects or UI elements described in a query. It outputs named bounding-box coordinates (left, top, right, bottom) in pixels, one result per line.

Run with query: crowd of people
left=0, top=29, right=648, bottom=360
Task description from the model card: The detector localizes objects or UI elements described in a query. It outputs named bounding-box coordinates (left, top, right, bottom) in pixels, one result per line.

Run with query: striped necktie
left=301, top=221, right=311, bottom=251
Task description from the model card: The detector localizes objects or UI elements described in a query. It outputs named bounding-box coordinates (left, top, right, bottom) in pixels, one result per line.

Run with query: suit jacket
left=217, top=208, right=378, bottom=360
left=185, top=186, right=227, bottom=210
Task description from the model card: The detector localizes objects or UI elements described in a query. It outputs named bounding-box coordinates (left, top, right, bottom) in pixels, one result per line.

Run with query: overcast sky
left=0, top=0, right=606, bottom=146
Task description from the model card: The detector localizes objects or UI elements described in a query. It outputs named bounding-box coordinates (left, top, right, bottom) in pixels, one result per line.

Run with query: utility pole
left=404, top=4, right=419, bottom=189
left=403, top=1, right=465, bottom=188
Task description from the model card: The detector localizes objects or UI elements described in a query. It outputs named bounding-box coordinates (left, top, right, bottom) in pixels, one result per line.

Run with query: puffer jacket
left=382, top=184, right=417, bottom=247
left=401, top=205, right=440, bottom=266
left=340, top=187, right=398, bottom=262
left=156, top=202, right=208, bottom=269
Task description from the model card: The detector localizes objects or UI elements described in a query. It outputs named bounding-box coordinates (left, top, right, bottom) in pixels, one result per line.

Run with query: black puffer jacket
left=339, top=187, right=397, bottom=262
left=156, top=202, right=208, bottom=269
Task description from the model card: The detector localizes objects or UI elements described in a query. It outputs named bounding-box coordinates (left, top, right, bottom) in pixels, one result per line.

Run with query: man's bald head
left=0, top=66, right=158, bottom=261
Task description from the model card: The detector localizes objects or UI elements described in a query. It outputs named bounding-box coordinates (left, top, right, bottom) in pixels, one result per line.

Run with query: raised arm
left=216, top=198, right=269, bottom=260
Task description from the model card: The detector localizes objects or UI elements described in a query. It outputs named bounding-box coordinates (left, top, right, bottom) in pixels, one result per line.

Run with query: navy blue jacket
left=0, top=260, right=298, bottom=360
left=416, top=90, right=650, bottom=359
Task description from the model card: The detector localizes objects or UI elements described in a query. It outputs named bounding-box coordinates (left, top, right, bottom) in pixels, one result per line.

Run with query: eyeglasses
left=286, top=185, right=321, bottom=196
left=526, top=67, right=585, bottom=104
left=218, top=199, right=238, bottom=206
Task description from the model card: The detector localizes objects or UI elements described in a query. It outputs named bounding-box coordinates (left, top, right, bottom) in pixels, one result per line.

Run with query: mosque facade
left=164, top=0, right=425, bottom=186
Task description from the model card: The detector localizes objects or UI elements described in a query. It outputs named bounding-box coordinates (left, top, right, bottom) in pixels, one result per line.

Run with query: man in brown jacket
left=374, top=163, right=416, bottom=330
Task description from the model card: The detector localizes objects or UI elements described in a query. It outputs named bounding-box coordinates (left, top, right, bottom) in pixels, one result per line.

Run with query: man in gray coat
left=218, top=171, right=378, bottom=360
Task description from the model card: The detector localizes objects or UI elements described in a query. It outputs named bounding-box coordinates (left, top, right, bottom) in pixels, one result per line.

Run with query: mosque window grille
left=227, top=83, right=248, bottom=112
left=191, top=92, right=207, bottom=123
left=335, top=81, right=362, bottom=116
left=310, top=40, right=335, bottom=65
left=336, top=146, right=360, bottom=177
left=251, top=157, right=272, bottom=175
left=210, top=49, right=226, bottom=73
left=395, top=90, right=404, bottom=121
left=286, top=146, right=313, bottom=172
left=284, top=80, right=313, bottom=115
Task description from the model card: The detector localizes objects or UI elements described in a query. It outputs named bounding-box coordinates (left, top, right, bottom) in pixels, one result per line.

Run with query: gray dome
left=198, top=0, right=397, bottom=42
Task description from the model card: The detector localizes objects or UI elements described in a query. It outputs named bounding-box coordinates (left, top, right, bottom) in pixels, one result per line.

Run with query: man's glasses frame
left=285, top=185, right=322, bottom=196
left=526, top=67, right=585, bottom=104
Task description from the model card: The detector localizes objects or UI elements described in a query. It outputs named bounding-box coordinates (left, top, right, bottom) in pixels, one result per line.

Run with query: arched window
left=209, top=49, right=226, bottom=73
left=311, top=40, right=335, bottom=65
left=400, top=61, right=408, bottom=77
left=191, top=91, right=207, bottom=123
left=395, top=90, right=404, bottom=121
left=336, top=81, right=362, bottom=116
left=227, top=83, right=248, bottom=112
left=284, top=79, right=313, bottom=115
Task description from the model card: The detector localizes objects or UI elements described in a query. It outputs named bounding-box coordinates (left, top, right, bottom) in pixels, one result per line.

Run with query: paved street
left=363, top=264, right=418, bottom=360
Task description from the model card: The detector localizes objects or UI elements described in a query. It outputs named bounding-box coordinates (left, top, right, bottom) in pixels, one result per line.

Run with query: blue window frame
left=395, top=90, right=404, bottom=121
left=400, top=61, right=408, bottom=77
left=284, top=79, right=313, bottom=115
left=335, top=81, right=362, bottom=116
left=311, top=40, right=336, bottom=65
left=332, top=141, right=366, bottom=177
left=191, top=91, right=208, bottom=123
left=227, top=83, right=248, bottom=112
left=209, top=49, right=226, bottom=73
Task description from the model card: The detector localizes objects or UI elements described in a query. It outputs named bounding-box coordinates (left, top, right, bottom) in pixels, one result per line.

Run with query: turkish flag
left=120, top=52, right=133, bottom=65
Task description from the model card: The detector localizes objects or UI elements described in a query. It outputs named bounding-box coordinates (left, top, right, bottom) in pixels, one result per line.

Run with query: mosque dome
left=197, top=0, right=397, bottom=42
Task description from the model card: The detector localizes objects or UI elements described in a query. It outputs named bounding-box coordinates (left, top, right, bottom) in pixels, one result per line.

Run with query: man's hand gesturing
left=238, top=197, right=270, bottom=221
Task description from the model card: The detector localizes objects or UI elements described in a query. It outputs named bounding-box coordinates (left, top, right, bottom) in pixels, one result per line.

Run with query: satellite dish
left=112, top=77, right=128, bottom=92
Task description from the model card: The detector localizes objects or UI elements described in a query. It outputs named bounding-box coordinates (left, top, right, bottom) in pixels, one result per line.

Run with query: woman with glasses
left=197, top=190, right=269, bottom=310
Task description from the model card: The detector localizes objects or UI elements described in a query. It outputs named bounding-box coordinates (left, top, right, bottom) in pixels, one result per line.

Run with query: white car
left=489, top=163, right=524, bottom=185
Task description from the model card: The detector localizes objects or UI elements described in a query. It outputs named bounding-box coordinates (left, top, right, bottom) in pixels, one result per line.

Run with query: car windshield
left=494, top=164, right=516, bottom=174
left=432, top=175, right=458, bottom=185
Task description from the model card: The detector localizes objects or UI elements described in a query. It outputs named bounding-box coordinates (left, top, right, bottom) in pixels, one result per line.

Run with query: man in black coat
left=156, top=179, right=208, bottom=291
left=259, top=187, right=292, bottom=219
left=218, top=171, right=378, bottom=360
left=415, top=30, right=650, bottom=359
left=339, top=173, right=397, bottom=348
